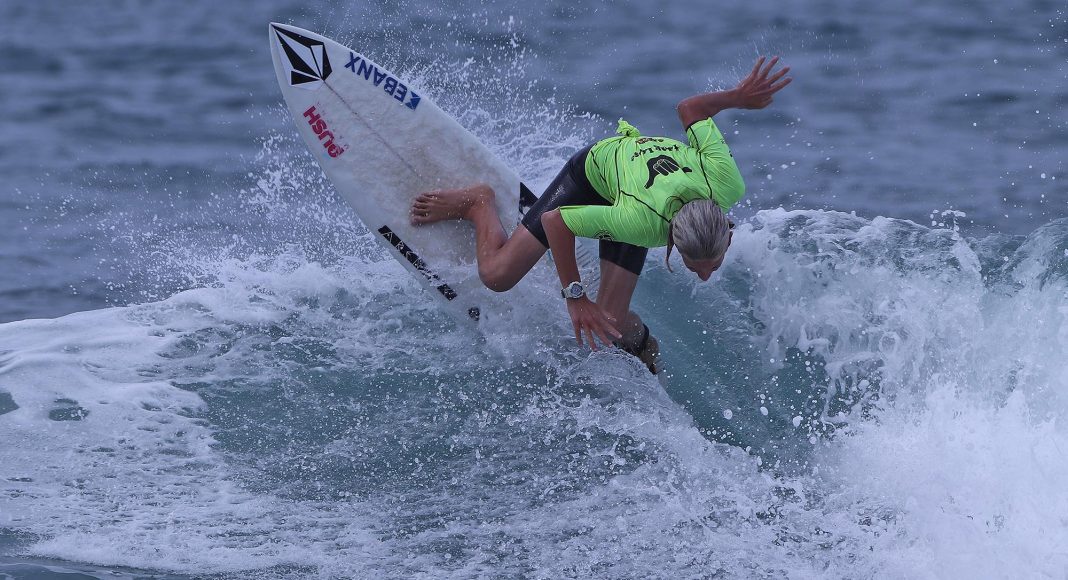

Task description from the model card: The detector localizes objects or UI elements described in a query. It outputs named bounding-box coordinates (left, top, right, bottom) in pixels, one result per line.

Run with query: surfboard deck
left=269, top=23, right=601, bottom=324
left=269, top=23, right=534, bottom=322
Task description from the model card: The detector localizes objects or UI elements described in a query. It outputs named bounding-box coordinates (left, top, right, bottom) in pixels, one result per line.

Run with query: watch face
left=565, top=282, right=584, bottom=299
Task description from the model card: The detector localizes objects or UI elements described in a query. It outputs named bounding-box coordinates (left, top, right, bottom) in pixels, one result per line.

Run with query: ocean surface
left=2, top=1, right=1067, bottom=578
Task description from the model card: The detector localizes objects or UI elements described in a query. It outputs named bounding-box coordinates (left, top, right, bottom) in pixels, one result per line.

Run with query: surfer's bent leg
left=409, top=144, right=629, bottom=293
left=523, top=149, right=658, bottom=369
left=597, top=258, right=661, bottom=373
left=595, top=259, right=642, bottom=338
left=411, top=185, right=547, bottom=292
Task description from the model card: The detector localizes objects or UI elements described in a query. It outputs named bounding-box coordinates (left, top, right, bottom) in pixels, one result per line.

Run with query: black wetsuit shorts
left=520, top=146, right=649, bottom=276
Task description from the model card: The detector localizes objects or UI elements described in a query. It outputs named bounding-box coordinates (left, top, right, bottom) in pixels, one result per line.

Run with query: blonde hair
left=666, top=200, right=733, bottom=271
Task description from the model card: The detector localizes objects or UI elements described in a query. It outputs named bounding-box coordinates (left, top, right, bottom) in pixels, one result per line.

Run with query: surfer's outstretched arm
left=542, top=208, right=621, bottom=350
left=677, top=56, right=791, bottom=129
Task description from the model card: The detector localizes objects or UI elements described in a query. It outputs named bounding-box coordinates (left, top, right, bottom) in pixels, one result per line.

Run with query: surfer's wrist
left=719, top=88, right=742, bottom=109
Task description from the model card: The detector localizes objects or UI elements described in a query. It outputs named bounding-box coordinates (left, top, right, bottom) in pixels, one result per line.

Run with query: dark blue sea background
left=1, top=1, right=1066, bottom=578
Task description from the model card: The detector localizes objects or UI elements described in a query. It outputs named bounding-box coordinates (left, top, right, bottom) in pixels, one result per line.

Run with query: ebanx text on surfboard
left=346, top=52, right=421, bottom=111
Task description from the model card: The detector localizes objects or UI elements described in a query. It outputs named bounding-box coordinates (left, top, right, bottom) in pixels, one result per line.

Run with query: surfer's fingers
left=591, top=309, right=621, bottom=341
left=752, top=77, right=790, bottom=99
left=765, top=66, right=790, bottom=86
left=592, top=326, right=613, bottom=348
left=579, top=322, right=613, bottom=351
left=592, top=313, right=618, bottom=340
left=766, top=77, right=792, bottom=93
left=747, top=56, right=765, bottom=80
left=760, top=56, right=780, bottom=79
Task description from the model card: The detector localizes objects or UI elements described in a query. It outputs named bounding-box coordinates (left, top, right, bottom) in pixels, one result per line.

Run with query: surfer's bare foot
left=410, top=184, right=494, bottom=225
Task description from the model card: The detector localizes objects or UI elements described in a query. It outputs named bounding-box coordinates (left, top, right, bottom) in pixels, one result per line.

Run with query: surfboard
left=269, top=23, right=560, bottom=322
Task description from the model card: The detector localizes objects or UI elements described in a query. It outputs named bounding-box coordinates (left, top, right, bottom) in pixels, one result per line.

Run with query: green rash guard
left=559, top=117, right=745, bottom=248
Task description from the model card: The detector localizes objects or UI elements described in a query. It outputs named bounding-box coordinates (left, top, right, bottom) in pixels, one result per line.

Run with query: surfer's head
left=666, top=200, right=733, bottom=281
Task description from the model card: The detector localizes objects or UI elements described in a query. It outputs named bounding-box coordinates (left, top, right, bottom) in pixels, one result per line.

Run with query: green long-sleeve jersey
left=560, top=117, right=745, bottom=248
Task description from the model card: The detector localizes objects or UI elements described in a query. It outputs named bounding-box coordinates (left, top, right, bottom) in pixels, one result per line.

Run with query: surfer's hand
left=731, top=56, right=792, bottom=109
left=566, top=297, right=622, bottom=351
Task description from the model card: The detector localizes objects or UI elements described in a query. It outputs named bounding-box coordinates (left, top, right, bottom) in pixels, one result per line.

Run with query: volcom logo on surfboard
left=273, top=25, right=332, bottom=90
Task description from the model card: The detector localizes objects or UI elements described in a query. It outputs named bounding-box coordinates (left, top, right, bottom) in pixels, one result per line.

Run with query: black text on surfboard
left=302, top=106, right=347, bottom=158
left=345, top=52, right=421, bottom=111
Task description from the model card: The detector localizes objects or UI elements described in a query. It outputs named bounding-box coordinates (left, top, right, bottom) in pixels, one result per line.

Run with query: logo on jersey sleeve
left=644, top=155, right=692, bottom=188
left=273, top=25, right=333, bottom=90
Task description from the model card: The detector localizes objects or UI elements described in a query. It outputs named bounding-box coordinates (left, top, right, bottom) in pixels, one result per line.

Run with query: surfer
left=411, top=56, right=791, bottom=372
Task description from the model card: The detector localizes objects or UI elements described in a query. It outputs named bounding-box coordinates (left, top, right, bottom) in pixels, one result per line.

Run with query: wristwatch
left=561, top=281, right=586, bottom=300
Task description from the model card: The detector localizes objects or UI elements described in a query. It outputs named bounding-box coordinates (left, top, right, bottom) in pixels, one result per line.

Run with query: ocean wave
left=2, top=208, right=1066, bottom=578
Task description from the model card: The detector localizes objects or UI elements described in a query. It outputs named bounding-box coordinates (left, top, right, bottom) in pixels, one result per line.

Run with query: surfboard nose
left=269, top=22, right=296, bottom=36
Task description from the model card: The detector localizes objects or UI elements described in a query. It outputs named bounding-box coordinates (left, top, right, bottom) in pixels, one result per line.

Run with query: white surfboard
left=269, top=22, right=563, bottom=322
